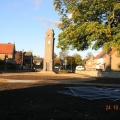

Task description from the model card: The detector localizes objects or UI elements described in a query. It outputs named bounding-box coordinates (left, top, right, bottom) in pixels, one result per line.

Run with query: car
left=75, top=66, right=85, bottom=70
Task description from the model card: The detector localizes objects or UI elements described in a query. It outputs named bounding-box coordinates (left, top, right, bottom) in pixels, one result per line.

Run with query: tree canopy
left=54, top=0, right=120, bottom=52
left=72, top=53, right=82, bottom=65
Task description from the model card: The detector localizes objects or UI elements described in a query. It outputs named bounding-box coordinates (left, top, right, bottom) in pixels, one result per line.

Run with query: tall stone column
left=43, top=29, right=55, bottom=71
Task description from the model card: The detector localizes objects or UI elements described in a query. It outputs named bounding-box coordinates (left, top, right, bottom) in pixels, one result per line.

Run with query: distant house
left=15, top=51, right=34, bottom=70
left=85, top=49, right=120, bottom=71
left=85, top=56, right=94, bottom=70
left=94, top=49, right=120, bottom=71
left=23, top=52, right=33, bottom=69
left=111, top=50, right=120, bottom=71
left=94, top=51, right=106, bottom=70
left=0, top=43, right=15, bottom=64
left=33, top=56, right=43, bottom=69
left=33, top=56, right=43, bottom=65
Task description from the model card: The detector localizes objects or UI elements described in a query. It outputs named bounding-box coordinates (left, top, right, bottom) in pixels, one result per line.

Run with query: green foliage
left=0, top=65, right=4, bottom=70
left=72, top=53, right=82, bottom=65
left=0, top=60, right=4, bottom=65
left=6, top=62, right=15, bottom=69
left=0, top=61, right=15, bottom=70
left=6, top=65, right=15, bottom=69
left=54, top=0, right=120, bottom=52
left=65, top=56, right=75, bottom=65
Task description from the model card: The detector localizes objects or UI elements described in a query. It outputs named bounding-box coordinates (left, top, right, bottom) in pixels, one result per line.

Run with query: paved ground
left=0, top=72, right=120, bottom=120
left=0, top=72, right=119, bottom=87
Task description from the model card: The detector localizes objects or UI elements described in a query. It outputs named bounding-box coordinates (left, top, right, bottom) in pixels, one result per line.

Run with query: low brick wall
left=75, top=70, right=120, bottom=78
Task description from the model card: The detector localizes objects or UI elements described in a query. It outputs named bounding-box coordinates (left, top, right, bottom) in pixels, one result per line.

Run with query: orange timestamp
left=106, top=105, right=119, bottom=110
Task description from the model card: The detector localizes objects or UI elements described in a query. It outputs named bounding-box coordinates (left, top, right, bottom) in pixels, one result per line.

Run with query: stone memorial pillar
left=43, top=29, right=55, bottom=71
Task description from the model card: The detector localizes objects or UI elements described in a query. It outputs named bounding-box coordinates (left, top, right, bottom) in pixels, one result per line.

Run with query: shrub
left=6, top=65, right=15, bottom=69
left=0, top=60, right=5, bottom=65
left=0, top=65, right=4, bottom=70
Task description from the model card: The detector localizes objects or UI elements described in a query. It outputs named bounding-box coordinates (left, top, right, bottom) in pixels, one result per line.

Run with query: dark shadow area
left=0, top=82, right=120, bottom=120
left=83, top=77, right=120, bottom=84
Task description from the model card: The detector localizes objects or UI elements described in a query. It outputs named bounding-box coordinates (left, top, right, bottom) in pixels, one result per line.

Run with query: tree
left=59, top=50, right=69, bottom=60
left=64, top=56, right=75, bottom=65
left=72, top=53, right=82, bottom=65
left=54, top=53, right=58, bottom=58
left=54, top=57, right=60, bottom=65
left=85, top=52, right=93, bottom=60
left=54, top=0, right=120, bottom=52
left=15, top=51, right=22, bottom=64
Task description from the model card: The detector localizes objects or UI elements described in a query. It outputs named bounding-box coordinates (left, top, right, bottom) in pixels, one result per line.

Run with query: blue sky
left=0, top=0, right=101, bottom=59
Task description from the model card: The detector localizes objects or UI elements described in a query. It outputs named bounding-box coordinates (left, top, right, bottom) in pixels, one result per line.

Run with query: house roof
left=94, top=49, right=116, bottom=59
left=0, top=43, right=15, bottom=54
left=24, top=52, right=32, bottom=56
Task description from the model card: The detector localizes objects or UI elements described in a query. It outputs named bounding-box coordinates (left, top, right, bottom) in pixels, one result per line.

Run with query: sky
left=0, top=0, right=101, bottom=59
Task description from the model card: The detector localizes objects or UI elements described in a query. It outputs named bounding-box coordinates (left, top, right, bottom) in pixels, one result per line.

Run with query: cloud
left=31, top=0, right=41, bottom=10
left=37, top=17, right=61, bottom=27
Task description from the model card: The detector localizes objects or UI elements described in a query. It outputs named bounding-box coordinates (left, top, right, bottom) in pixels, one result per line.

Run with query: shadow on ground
left=0, top=82, right=120, bottom=120
left=83, top=77, right=120, bottom=84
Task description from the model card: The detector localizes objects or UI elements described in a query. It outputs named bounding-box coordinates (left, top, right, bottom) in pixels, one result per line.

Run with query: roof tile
left=0, top=43, right=15, bottom=54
